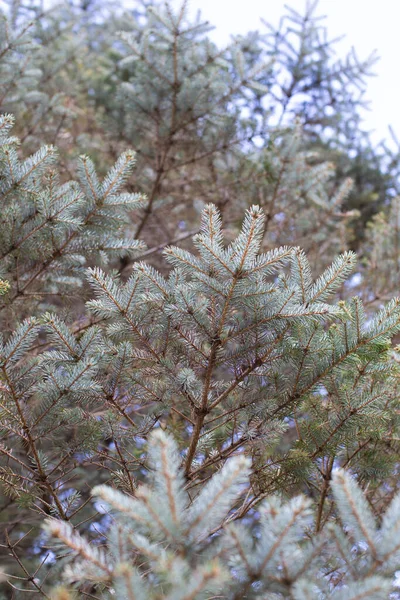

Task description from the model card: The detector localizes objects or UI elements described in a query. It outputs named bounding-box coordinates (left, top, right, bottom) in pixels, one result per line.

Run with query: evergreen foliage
left=1, top=0, right=400, bottom=598
left=0, top=113, right=144, bottom=331
left=44, top=430, right=400, bottom=599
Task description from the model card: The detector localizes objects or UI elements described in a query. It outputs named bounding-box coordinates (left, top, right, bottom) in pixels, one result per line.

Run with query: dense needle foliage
left=1, top=1, right=400, bottom=598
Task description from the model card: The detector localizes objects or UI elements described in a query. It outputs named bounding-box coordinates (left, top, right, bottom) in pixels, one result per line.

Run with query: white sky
left=168, top=0, right=400, bottom=146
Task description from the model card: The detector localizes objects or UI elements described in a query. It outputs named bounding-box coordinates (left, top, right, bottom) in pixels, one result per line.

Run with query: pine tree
left=44, top=429, right=400, bottom=599
left=0, top=2, right=82, bottom=152
left=2, top=123, right=400, bottom=590
left=48, top=0, right=376, bottom=263
left=1, top=1, right=400, bottom=598
left=3, top=0, right=395, bottom=261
